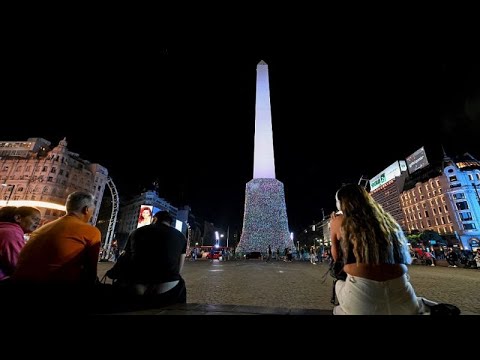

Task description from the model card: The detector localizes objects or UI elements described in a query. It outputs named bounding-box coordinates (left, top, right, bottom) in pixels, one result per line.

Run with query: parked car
left=206, top=251, right=222, bottom=260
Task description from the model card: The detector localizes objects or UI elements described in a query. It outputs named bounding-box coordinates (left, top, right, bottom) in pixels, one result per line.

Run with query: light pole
left=1, top=183, right=15, bottom=205
left=226, top=226, right=230, bottom=248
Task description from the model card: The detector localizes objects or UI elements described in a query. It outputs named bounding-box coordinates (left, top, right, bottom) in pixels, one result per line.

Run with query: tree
left=406, top=232, right=421, bottom=248
left=419, top=230, right=446, bottom=247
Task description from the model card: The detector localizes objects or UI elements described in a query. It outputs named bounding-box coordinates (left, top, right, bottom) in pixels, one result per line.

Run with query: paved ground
left=97, top=259, right=480, bottom=315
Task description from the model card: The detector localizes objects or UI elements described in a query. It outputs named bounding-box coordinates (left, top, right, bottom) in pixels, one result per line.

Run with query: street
left=98, top=259, right=480, bottom=314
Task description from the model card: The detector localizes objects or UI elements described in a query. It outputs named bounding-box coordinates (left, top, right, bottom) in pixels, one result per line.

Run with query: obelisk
left=236, top=61, right=293, bottom=255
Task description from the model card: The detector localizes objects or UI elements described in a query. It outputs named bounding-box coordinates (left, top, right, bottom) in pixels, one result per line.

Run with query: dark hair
left=15, top=206, right=41, bottom=218
left=0, top=206, right=17, bottom=222
left=153, top=210, right=172, bottom=225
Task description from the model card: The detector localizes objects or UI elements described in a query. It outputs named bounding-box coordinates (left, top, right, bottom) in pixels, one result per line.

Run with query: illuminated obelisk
left=236, top=61, right=293, bottom=255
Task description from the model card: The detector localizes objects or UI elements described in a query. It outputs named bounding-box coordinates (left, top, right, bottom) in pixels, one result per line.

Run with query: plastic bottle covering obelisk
left=236, top=61, right=294, bottom=255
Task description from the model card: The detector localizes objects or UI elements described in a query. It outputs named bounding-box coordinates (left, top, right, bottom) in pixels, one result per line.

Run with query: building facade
left=0, top=137, right=108, bottom=224
left=176, top=205, right=192, bottom=236
left=442, top=153, right=480, bottom=250
left=400, top=152, right=480, bottom=250
left=401, top=165, right=455, bottom=236
left=369, top=161, right=408, bottom=229
left=115, top=190, right=178, bottom=248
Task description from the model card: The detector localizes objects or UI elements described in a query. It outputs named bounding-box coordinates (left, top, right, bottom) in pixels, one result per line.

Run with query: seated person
left=330, top=184, right=419, bottom=315
left=105, top=210, right=187, bottom=311
left=0, top=206, right=42, bottom=281
left=11, top=192, right=101, bottom=313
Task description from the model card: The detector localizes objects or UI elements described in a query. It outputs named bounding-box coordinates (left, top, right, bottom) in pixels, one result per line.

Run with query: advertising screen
left=406, top=147, right=429, bottom=174
left=137, top=205, right=153, bottom=228
left=175, top=220, right=183, bottom=232
left=369, top=161, right=404, bottom=192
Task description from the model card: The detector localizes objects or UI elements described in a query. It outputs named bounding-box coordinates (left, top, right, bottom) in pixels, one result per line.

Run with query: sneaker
left=431, top=264, right=435, bottom=266
left=453, top=265, right=457, bottom=268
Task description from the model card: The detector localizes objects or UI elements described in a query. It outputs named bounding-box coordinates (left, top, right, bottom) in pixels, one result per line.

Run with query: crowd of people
left=0, top=191, right=187, bottom=314
left=0, top=185, right=472, bottom=315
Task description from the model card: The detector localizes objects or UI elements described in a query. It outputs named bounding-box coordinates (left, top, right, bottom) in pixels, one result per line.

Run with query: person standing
left=330, top=184, right=419, bottom=315
left=317, top=244, right=324, bottom=263
left=474, top=250, right=480, bottom=269
left=310, top=246, right=317, bottom=265
left=446, top=248, right=458, bottom=267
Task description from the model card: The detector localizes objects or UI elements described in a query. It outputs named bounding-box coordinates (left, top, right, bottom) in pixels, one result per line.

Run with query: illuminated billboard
left=369, top=161, right=405, bottom=192
left=137, top=205, right=153, bottom=228
left=406, top=146, right=429, bottom=174
left=175, top=220, right=183, bottom=232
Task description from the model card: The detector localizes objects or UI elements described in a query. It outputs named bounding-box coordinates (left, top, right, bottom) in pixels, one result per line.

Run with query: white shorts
left=333, top=273, right=419, bottom=315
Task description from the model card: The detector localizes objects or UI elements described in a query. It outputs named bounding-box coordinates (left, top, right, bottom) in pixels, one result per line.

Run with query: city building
left=441, top=152, right=480, bottom=250
left=401, top=149, right=480, bottom=250
left=115, top=190, right=178, bottom=248
left=176, top=205, right=193, bottom=236
left=401, top=163, right=455, bottom=236
left=319, top=217, right=332, bottom=247
left=369, top=160, right=409, bottom=229
left=0, top=137, right=108, bottom=224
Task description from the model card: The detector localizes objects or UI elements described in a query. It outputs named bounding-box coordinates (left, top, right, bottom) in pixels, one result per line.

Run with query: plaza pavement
left=97, top=258, right=479, bottom=315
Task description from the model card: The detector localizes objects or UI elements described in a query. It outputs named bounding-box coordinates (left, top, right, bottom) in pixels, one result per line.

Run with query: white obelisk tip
left=253, top=59, right=276, bottom=179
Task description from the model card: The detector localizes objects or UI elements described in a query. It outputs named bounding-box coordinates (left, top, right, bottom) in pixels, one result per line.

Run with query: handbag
left=329, top=260, right=347, bottom=281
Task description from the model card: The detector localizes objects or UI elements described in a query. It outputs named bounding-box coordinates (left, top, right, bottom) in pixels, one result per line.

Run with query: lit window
left=460, top=212, right=473, bottom=221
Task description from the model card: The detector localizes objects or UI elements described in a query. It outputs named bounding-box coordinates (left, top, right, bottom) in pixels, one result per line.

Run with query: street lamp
left=1, top=183, right=15, bottom=205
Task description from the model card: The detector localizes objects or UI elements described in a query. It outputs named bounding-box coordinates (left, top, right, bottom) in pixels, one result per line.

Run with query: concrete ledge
left=103, top=303, right=333, bottom=315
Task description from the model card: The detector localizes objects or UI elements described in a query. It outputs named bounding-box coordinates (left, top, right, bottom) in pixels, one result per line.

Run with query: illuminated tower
left=236, top=61, right=293, bottom=254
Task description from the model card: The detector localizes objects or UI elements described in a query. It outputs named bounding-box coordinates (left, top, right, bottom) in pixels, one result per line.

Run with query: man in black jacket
left=106, top=210, right=187, bottom=310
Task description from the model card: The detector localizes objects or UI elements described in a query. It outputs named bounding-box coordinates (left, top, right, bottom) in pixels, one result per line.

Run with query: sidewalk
left=101, top=302, right=333, bottom=315
left=97, top=259, right=479, bottom=315
left=97, top=261, right=333, bottom=315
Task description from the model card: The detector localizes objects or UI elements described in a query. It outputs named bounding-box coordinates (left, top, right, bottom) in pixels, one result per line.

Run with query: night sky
left=3, top=36, right=479, bottom=233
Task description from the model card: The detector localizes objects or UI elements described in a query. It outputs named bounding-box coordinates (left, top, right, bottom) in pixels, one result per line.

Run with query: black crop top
left=345, top=247, right=356, bottom=265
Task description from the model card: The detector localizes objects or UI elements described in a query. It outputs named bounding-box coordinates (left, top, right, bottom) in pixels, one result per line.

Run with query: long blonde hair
left=336, top=184, right=411, bottom=265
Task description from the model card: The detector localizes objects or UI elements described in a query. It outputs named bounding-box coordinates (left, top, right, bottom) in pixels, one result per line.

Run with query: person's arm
left=178, top=254, right=186, bottom=273
left=178, top=236, right=187, bottom=273
left=330, top=212, right=343, bottom=262
left=0, top=234, right=24, bottom=276
left=85, top=228, right=101, bottom=285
